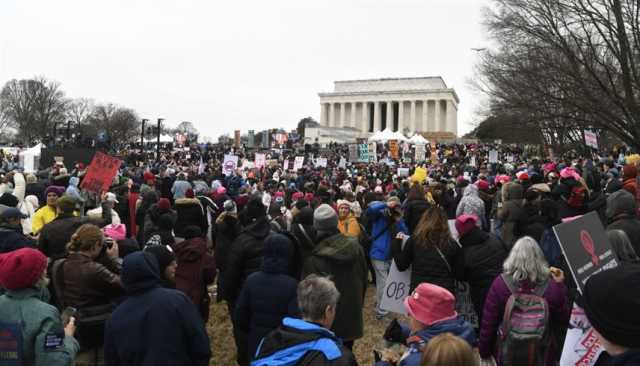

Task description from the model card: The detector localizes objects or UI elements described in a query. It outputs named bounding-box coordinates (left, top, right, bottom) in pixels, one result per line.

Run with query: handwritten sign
left=293, top=156, right=304, bottom=171
left=380, top=236, right=411, bottom=315
left=368, top=143, right=377, bottom=163
left=222, top=154, right=238, bottom=176
left=254, top=153, right=266, bottom=169
left=389, top=140, right=399, bottom=160
left=359, top=144, right=369, bottom=163
left=454, top=281, right=479, bottom=328
left=414, top=144, right=426, bottom=162
left=80, top=152, right=121, bottom=193
left=348, top=144, right=359, bottom=162
left=315, top=158, right=328, bottom=168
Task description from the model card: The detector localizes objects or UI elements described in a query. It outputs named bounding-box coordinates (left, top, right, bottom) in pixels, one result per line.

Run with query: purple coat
left=478, top=274, right=570, bottom=365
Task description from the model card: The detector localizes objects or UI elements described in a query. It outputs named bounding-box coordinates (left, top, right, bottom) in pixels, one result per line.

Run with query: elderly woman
left=0, top=248, right=79, bottom=365
left=478, top=236, right=570, bottom=365
left=252, top=275, right=357, bottom=365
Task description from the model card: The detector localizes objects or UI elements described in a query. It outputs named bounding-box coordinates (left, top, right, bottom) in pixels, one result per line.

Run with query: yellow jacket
left=338, top=216, right=361, bottom=237
left=31, top=205, right=57, bottom=234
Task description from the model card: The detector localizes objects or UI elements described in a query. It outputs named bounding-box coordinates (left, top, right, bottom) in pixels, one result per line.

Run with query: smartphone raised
left=61, top=306, right=77, bottom=326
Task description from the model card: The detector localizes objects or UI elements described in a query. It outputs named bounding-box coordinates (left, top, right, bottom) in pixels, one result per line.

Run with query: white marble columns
left=320, top=98, right=455, bottom=133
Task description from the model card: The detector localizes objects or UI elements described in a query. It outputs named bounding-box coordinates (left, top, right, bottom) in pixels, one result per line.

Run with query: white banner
left=222, top=154, right=238, bottom=176
left=338, top=157, right=346, bottom=169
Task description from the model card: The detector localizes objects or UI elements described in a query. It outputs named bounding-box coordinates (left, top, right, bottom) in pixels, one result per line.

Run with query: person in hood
left=606, top=190, right=640, bottom=255
left=375, top=283, right=476, bottom=366
left=172, top=226, right=215, bottom=321
left=290, top=205, right=316, bottom=263
left=144, top=244, right=177, bottom=288
left=170, top=173, right=192, bottom=200
left=174, top=189, right=207, bottom=239
left=606, top=230, right=640, bottom=265
left=455, top=184, right=486, bottom=230
left=235, top=233, right=300, bottom=361
left=403, top=184, right=431, bottom=235
left=497, top=182, right=527, bottom=248
left=0, top=208, right=35, bottom=253
left=104, top=251, right=211, bottom=366
left=66, top=176, right=83, bottom=202
left=302, top=204, right=368, bottom=349
left=337, top=200, right=360, bottom=237
left=252, top=275, right=356, bottom=366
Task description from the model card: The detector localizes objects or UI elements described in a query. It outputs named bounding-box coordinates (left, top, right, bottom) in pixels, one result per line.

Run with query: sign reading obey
left=553, top=211, right=618, bottom=294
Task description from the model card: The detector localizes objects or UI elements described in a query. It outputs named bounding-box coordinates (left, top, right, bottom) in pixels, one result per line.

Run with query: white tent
left=159, top=134, right=174, bottom=143
left=19, top=143, right=43, bottom=173
left=390, top=131, right=409, bottom=142
left=409, top=134, right=429, bottom=145
left=369, top=128, right=402, bottom=142
left=368, top=130, right=383, bottom=142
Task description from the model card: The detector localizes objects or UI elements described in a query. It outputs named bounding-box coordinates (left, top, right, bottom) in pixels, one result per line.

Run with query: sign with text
left=414, top=144, right=426, bottom=162
left=454, top=281, right=479, bottom=328
left=368, top=143, right=377, bottom=163
left=380, top=236, right=411, bottom=315
left=293, top=156, right=304, bottom=171
left=80, top=152, right=121, bottom=193
left=560, top=304, right=605, bottom=366
left=222, top=154, right=238, bottom=176
left=283, top=159, right=289, bottom=171
left=489, top=150, right=499, bottom=164
left=389, top=139, right=399, bottom=160
left=338, top=157, right=346, bottom=169
left=359, top=144, right=369, bottom=163
left=254, top=153, right=266, bottom=169
left=315, top=157, right=328, bottom=168
left=584, top=131, right=598, bottom=149
left=553, top=211, right=618, bottom=294
left=348, top=144, right=359, bottom=162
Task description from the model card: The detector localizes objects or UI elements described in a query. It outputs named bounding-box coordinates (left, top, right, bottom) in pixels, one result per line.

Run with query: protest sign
left=293, top=156, right=304, bottom=171
left=470, top=156, right=476, bottom=167
left=389, top=140, right=399, bottom=159
left=454, top=281, right=479, bottom=328
left=348, top=144, right=358, bottom=162
left=414, top=144, right=426, bottom=162
left=553, top=211, right=618, bottom=293
left=380, top=236, right=411, bottom=315
left=560, top=304, right=605, bottom=366
left=397, top=168, right=410, bottom=177
left=254, top=153, right=266, bottom=169
left=338, top=157, right=346, bottom=169
left=489, top=150, right=498, bottom=164
left=80, top=152, right=121, bottom=193
left=315, top=158, right=328, bottom=168
left=411, top=167, right=427, bottom=183
left=368, top=143, right=378, bottom=163
left=359, top=144, right=369, bottom=163
left=222, top=154, right=238, bottom=176
left=283, top=159, right=289, bottom=171
left=584, top=131, right=598, bottom=149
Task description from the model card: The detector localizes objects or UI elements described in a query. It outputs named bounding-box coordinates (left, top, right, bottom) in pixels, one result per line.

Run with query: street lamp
left=156, top=118, right=164, bottom=162
left=141, top=118, right=148, bottom=152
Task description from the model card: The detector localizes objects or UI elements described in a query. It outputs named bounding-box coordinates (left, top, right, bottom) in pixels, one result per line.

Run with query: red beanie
left=0, top=248, right=47, bottom=290
left=158, top=198, right=171, bottom=211
left=143, top=171, right=155, bottom=182
left=185, top=188, right=195, bottom=198
left=455, top=214, right=478, bottom=238
left=476, top=179, right=490, bottom=191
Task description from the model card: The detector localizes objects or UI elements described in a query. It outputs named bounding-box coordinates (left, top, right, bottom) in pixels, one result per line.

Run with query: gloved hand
left=383, top=318, right=404, bottom=344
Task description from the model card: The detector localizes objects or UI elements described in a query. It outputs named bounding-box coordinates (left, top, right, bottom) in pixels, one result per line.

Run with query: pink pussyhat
left=404, top=283, right=458, bottom=326
left=103, top=224, right=126, bottom=241
left=560, top=167, right=581, bottom=181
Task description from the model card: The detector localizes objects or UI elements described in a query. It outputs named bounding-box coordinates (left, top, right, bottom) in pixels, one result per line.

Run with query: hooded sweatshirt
left=456, top=184, right=485, bottom=228
left=104, top=252, right=211, bottom=366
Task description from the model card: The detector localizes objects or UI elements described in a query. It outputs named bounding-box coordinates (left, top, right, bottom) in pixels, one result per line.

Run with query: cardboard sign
left=380, top=236, right=411, bottom=315
left=359, top=144, right=369, bottom=163
left=489, top=150, right=498, bottom=164
left=414, top=144, right=426, bottom=162
left=80, top=152, right=121, bottom=193
left=560, top=304, right=605, bottom=366
left=470, top=156, right=476, bottom=167
left=222, top=154, right=238, bottom=176
left=389, top=140, right=399, bottom=160
left=584, top=131, right=598, bottom=149
left=348, top=144, right=359, bottom=162
left=293, top=156, right=304, bottom=171
left=553, top=211, right=618, bottom=294
left=254, top=153, right=266, bottom=169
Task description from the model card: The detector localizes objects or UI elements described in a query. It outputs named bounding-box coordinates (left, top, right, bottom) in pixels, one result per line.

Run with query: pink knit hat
left=560, top=167, right=581, bottom=180
left=103, top=224, right=126, bottom=241
left=292, top=192, right=304, bottom=201
left=455, top=214, right=478, bottom=238
left=404, top=283, right=458, bottom=326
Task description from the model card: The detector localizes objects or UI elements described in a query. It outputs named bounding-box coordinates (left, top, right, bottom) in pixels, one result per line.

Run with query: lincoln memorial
left=318, top=77, right=459, bottom=135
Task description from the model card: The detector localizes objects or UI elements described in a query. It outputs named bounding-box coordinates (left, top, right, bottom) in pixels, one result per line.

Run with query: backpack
left=498, top=274, right=551, bottom=366
left=566, top=185, right=587, bottom=209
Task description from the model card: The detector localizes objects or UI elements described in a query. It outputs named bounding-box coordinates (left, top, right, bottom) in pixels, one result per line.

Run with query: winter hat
left=103, top=224, right=127, bottom=241
left=56, top=195, right=77, bottom=213
left=560, top=167, right=581, bottom=180
left=144, top=244, right=175, bottom=274
left=583, top=265, right=640, bottom=348
left=183, top=225, right=202, bottom=239
left=543, top=163, right=557, bottom=174
left=223, top=199, right=237, bottom=214
left=143, top=171, right=155, bottom=182
left=261, top=233, right=292, bottom=273
left=185, top=188, right=195, bottom=199
left=337, top=200, right=351, bottom=210
left=314, top=204, right=338, bottom=232
left=216, top=187, right=227, bottom=195
left=475, top=179, right=490, bottom=192
left=622, top=164, right=638, bottom=181
left=0, top=248, right=47, bottom=290
left=387, top=196, right=401, bottom=208
left=455, top=214, right=478, bottom=238
left=404, top=283, right=458, bottom=326
left=292, top=191, right=304, bottom=202
left=294, top=200, right=308, bottom=210
left=158, top=198, right=171, bottom=211
left=304, top=193, right=314, bottom=202
left=246, top=195, right=267, bottom=222
left=516, top=171, right=529, bottom=181
left=496, top=175, right=511, bottom=185
left=0, top=193, right=18, bottom=208
left=45, top=185, right=66, bottom=197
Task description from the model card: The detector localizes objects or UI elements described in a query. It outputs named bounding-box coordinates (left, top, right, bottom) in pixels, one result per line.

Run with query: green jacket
left=0, top=288, right=79, bottom=366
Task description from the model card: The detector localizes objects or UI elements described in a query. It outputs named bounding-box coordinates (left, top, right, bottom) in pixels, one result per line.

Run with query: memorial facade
left=318, top=77, right=459, bottom=135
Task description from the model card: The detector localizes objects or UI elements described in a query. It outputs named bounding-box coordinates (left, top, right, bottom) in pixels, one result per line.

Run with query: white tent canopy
left=369, top=128, right=407, bottom=142
left=19, top=143, right=43, bottom=173
left=409, top=134, right=429, bottom=145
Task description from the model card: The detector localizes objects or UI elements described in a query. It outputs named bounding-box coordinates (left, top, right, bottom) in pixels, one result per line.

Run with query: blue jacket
left=104, top=252, right=211, bottom=366
left=366, top=202, right=408, bottom=261
left=375, top=317, right=476, bottom=366
left=252, top=317, right=356, bottom=366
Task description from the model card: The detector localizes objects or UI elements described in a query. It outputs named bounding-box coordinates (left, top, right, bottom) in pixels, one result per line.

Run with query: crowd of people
left=0, top=140, right=639, bottom=366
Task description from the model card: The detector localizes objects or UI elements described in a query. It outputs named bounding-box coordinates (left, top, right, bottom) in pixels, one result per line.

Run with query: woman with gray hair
left=478, top=236, right=570, bottom=365
left=251, top=274, right=357, bottom=366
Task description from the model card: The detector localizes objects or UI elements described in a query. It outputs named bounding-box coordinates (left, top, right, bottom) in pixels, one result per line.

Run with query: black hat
left=0, top=193, right=18, bottom=208
left=583, top=265, right=640, bottom=348
left=144, top=245, right=175, bottom=274
left=245, top=195, right=266, bottom=222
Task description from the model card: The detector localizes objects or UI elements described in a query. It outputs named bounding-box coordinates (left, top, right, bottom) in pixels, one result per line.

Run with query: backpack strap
left=298, top=224, right=313, bottom=245
left=435, top=246, right=452, bottom=274
left=501, top=273, right=549, bottom=296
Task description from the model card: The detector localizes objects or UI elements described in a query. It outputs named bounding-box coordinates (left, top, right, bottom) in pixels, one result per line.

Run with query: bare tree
left=89, top=103, right=140, bottom=147
left=476, top=0, right=640, bottom=149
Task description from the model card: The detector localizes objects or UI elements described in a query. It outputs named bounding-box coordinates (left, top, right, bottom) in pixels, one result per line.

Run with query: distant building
left=318, top=77, right=459, bottom=136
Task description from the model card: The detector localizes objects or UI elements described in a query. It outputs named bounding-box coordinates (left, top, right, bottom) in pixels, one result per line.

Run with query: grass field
left=209, top=284, right=389, bottom=365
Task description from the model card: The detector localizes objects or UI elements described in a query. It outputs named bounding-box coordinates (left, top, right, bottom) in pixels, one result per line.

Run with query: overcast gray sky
left=0, top=0, right=490, bottom=140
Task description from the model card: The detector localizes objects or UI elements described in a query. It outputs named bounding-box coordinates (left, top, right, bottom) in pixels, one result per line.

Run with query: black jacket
left=393, top=235, right=461, bottom=294
left=0, top=223, right=36, bottom=253
left=403, top=199, right=430, bottom=235
left=302, top=230, right=368, bottom=341
left=221, top=216, right=272, bottom=305
left=606, top=190, right=640, bottom=256
left=38, top=203, right=113, bottom=260
left=174, top=198, right=207, bottom=238
left=291, top=207, right=317, bottom=264
left=456, top=227, right=508, bottom=320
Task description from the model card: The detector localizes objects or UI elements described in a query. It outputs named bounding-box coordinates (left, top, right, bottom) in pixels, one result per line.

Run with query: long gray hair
left=503, top=236, right=550, bottom=284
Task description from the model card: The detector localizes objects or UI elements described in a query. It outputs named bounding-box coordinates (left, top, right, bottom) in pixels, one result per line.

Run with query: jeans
left=372, top=259, right=391, bottom=315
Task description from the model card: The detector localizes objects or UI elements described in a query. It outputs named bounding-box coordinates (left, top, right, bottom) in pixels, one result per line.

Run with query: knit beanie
left=455, top=214, right=478, bottom=238
left=0, top=193, right=18, bottom=208
left=314, top=204, right=338, bottom=232
left=45, top=185, right=66, bottom=197
left=144, top=245, right=175, bottom=274
left=246, top=195, right=266, bottom=222
left=223, top=199, right=237, bottom=214
left=0, top=248, right=47, bottom=290
left=183, top=225, right=202, bottom=240
left=583, top=265, right=640, bottom=348
left=158, top=198, right=171, bottom=211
